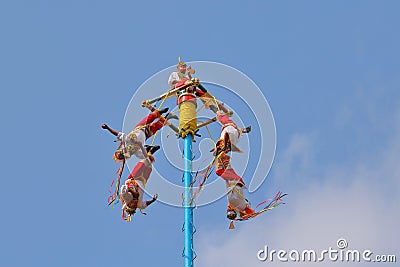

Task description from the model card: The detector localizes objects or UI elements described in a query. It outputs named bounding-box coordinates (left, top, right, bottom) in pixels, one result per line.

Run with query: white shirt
left=168, top=71, right=189, bottom=88
left=220, top=125, right=239, bottom=146
left=117, top=131, right=146, bottom=159
left=120, top=180, right=148, bottom=210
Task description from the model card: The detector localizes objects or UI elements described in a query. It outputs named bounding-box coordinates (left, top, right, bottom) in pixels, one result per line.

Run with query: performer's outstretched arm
left=145, top=194, right=158, bottom=206
left=101, top=123, right=119, bottom=137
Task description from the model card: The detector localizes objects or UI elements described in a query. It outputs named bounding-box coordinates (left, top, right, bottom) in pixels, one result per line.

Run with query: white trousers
left=220, top=125, right=239, bottom=146
left=226, top=181, right=249, bottom=211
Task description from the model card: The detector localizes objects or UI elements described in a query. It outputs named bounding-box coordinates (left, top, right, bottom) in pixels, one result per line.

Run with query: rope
left=189, top=150, right=227, bottom=204
left=205, top=124, right=215, bottom=145
left=196, top=102, right=206, bottom=113
left=108, top=159, right=125, bottom=206
left=150, top=127, right=159, bottom=146
left=229, top=183, right=247, bottom=201
left=157, top=90, right=170, bottom=110
left=234, top=191, right=287, bottom=221
left=148, top=92, right=172, bottom=146
left=186, top=119, right=217, bottom=204
left=166, top=129, right=175, bottom=138
left=211, top=95, right=220, bottom=112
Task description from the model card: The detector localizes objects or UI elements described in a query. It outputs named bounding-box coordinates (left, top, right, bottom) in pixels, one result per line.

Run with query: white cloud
left=196, top=110, right=400, bottom=267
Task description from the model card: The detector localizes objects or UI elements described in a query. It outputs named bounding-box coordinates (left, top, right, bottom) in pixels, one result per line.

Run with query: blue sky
left=0, top=1, right=399, bottom=266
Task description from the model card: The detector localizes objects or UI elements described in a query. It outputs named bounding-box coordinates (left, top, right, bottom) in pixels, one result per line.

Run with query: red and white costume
left=120, top=157, right=153, bottom=211
left=168, top=71, right=189, bottom=89
left=216, top=152, right=254, bottom=217
left=117, top=110, right=166, bottom=159
left=173, top=78, right=207, bottom=106
left=216, top=111, right=242, bottom=152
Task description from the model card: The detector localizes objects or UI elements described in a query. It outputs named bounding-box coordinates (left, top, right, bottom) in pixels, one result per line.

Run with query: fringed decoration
left=179, top=101, right=197, bottom=139
left=189, top=151, right=226, bottom=204
left=235, top=191, right=287, bottom=221
left=107, top=159, right=125, bottom=206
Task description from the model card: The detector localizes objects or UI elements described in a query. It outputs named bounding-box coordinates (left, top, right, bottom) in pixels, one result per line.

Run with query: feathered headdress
left=177, top=56, right=186, bottom=66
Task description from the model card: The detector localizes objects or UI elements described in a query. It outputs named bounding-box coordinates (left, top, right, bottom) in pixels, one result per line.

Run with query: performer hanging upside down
left=214, top=108, right=251, bottom=153
left=120, top=144, right=160, bottom=221
left=214, top=135, right=255, bottom=221
left=102, top=105, right=173, bottom=160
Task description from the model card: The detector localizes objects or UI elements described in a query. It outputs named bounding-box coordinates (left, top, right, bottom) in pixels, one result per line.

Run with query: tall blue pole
left=183, top=134, right=194, bottom=267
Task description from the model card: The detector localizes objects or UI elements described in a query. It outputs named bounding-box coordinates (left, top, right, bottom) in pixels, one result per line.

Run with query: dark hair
left=227, top=210, right=237, bottom=220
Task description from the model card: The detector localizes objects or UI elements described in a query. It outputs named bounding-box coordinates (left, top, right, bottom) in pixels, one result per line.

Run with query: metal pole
left=183, top=134, right=194, bottom=267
